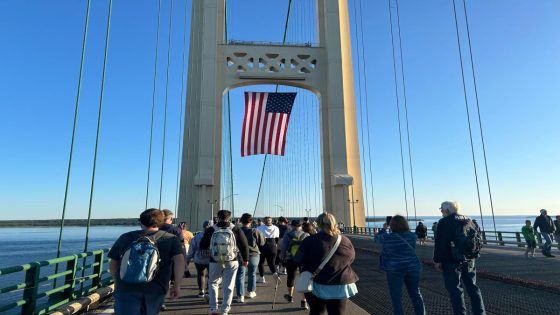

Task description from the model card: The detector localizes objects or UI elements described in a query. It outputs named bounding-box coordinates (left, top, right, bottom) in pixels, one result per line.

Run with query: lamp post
left=304, top=208, right=312, bottom=219
left=274, top=204, right=284, bottom=218
left=221, top=193, right=238, bottom=218
left=348, top=199, right=359, bottom=233
left=208, top=199, right=217, bottom=221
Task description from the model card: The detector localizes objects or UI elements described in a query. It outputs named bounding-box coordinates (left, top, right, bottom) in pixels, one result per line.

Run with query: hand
left=169, top=284, right=181, bottom=300
left=243, top=260, right=248, bottom=268
left=434, top=262, right=443, bottom=272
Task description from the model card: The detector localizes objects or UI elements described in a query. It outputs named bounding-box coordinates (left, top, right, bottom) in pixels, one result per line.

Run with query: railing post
left=92, top=251, right=104, bottom=289
left=21, top=262, right=40, bottom=315
left=515, top=232, right=523, bottom=247
left=64, top=255, right=78, bottom=300
left=497, top=232, right=504, bottom=246
left=481, top=231, right=487, bottom=245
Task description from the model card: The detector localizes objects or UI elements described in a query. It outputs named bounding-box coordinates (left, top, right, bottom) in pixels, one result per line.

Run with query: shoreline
left=0, top=218, right=138, bottom=228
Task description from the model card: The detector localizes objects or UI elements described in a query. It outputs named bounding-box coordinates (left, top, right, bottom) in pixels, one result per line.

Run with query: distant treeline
left=0, top=218, right=138, bottom=228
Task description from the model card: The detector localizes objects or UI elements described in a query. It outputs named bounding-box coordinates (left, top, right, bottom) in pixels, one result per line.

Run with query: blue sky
left=1, top=0, right=558, bottom=221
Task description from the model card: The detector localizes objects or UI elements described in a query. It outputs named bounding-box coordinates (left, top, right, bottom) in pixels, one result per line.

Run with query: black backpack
left=452, top=215, right=482, bottom=261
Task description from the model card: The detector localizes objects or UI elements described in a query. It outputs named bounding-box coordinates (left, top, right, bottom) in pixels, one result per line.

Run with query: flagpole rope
left=451, top=0, right=486, bottom=231
left=145, top=0, right=163, bottom=209
left=461, top=0, right=497, bottom=233
left=388, top=0, right=410, bottom=219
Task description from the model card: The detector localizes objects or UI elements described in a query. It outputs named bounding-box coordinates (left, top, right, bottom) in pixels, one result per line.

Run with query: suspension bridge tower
left=178, top=0, right=366, bottom=228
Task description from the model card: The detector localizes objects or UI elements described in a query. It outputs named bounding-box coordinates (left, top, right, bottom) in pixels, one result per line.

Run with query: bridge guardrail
left=0, top=248, right=112, bottom=315
left=342, top=227, right=555, bottom=250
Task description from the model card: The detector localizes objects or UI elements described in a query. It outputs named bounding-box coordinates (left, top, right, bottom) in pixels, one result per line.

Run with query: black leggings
left=285, top=259, right=298, bottom=287
left=195, top=263, right=208, bottom=292
left=258, top=240, right=277, bottom=276
left=304, top=293, right=348, bottom=315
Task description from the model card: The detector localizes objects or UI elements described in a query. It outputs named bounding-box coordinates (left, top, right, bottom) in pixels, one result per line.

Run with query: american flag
left=241, top=92, right=297, bottom=156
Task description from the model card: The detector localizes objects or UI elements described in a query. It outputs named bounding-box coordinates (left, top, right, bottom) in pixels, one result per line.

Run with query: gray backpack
left=210, top=224, right=238, bottom=265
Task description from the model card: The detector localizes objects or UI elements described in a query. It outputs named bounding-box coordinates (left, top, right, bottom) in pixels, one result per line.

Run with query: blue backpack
left=119, top=231, right=164, bottom=283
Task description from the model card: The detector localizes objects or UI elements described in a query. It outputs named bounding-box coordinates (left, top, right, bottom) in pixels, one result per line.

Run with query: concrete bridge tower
left=178, top=0, right=365, bottom=229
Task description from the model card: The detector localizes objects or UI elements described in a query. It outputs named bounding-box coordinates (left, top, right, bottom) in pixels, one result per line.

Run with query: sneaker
left=257, top=276, right=266, bottom=284
left=235, top=296, right=245, bottom=303
left=246, top=291, right=257, bottom=299
left=284, top=294, right=294, bottom=303
left=301, top=300, right=309, bottom=309
left=208, top=310, right=220, bottom=315
left=546, top=254, right=555, bottom=258
left=198, top=291, right=205, bottom=298
left=160, top=304, right=167, bottom=311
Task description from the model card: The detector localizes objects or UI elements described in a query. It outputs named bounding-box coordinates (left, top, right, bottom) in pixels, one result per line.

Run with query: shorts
left=526, top=240, right=536, bottom=249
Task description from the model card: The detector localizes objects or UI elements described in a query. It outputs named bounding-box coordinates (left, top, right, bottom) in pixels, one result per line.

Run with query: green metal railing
left=0, top=248, right=112, bottom=315
left=343, top=227, right=554, bottom=249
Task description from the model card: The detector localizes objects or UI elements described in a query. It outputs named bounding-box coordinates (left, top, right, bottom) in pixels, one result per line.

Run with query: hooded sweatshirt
left=258, top=224, right=280, bottom=239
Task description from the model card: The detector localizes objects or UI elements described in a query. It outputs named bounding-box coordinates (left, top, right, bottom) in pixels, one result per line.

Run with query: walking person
left=199, top=210, right=249, bottom=315
left=280, top=219, right=310, bottom=309
left=294, top=212, right=359, bottom=315
left=553, top=215, right=560, bottom=250
left=276, top=216, right=289, bottom=275
left=186, top=220, right=212, bottom=298
left=235, top=213, right=265, bottom=302
left=415, top=222, right=428, bottom=245
left=108, top=209, right=184, bottom=315
left=179, top=221, right=194, bottom=277
left=521, top=220, right=536, bottom=258
left=434, top=201, right=485, bottom=315
left=534, top=209, right=556, bottom=257
left=257, top=216, right=280, bottom=283
left=375, top=215, right=425, bottom=315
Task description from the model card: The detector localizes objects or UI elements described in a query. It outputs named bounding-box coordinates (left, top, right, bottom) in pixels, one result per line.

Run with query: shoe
left=246, top=291, right=257, bottom=299
left=198, top=291, right=205, bottom=298
left=257, top=276, right=266, bottom=284
left=160, top=304, right=167, bottom=311
left=301, top=300, right=309, bottom=309
left=546, top=254, right=555, bottom=258
left=208, top=310, right=220, bottom=315
left=284, top=294, right=294, bottom=303
left=235, top=296, right=245, bottom=303
left=279, top=268, right=287, bottom=275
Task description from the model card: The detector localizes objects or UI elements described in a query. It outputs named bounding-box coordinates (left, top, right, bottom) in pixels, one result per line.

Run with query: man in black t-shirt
left=108, top=209, right=184, bottom=315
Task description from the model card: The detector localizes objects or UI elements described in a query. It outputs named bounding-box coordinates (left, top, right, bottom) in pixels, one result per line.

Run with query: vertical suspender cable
left=145, top=0, right=162, bottom=209
left=451, top=0, right=485, bottom=231
left=395, top=0, right=418, bottom=223
left=54, top=0, right=91, bottom=287
left=352, top=0, right=370, bottom=226
left=388, top=0, right=409, bottom=219
left=462, top=0, right=497, bottom=232
left=357, top=0, right=377, bottom=226
left=253, top=0, right=293, bottom=217
left=84, top=0, right=113, bottom=253
left=159, top=0, right=175, bottom=209
left=175, top=0, right=189, bottom=213
left=224, top=2, right=235, bottom=216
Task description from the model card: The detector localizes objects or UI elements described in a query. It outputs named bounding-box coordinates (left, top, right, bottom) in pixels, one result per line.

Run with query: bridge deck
left=90, top=235, right=560, bottom=315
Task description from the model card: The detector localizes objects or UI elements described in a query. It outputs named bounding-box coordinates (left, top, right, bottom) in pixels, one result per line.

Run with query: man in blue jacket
left=433, top=201, right=485, bottom=315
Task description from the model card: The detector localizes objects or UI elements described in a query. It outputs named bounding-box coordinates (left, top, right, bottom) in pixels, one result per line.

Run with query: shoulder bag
left=295, top=234, right=342, bottom=293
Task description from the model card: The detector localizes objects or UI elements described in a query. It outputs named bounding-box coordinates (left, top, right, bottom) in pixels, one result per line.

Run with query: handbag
left=295, top=235, right=342, bottom=293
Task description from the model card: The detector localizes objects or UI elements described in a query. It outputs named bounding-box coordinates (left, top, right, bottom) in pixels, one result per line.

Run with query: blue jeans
left=386, top=270, right=425, bottom=315
left=443, top=260, right=486, bottom=315
left=236, top=255, right=260, bottom=296
left=114, top=290, right=165, bottom=315
left=541, top=233, right=552, bottom=255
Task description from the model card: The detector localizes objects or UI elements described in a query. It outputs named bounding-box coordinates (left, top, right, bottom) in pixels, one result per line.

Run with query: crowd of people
left=107, top=204, right=558, bottom=315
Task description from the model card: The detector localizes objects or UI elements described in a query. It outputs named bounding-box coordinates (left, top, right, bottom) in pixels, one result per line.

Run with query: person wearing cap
left=533, top=209, right=556, bottom=257
left=280, top=219, right=310, bottom=309
left=186, top=220, right=212, bottom=298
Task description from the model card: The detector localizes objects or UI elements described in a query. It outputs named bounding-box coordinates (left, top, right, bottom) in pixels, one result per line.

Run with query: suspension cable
left=357, top=0, right=377, bottom=226
left=174, top=0, right=189, bottom=213
left=395, top=0, right=418, bottom=223
left=462, top=0, right=497, bottom=232
left=145, top=0, right=162, bottom=209
left=224, top=3, right=235, bottom=216
left=252, top=0, right=294, bottom=217
left=352, top=0, right=370, bottom=226
left=451, top=0, right=486, bottom=231
left=84, top=0, right=113, bottom=253
left=53, top=0, right=91, bottom=288
left=158, top=0, right=174, bottom=209
left=388, top=0, right=409, bottom=219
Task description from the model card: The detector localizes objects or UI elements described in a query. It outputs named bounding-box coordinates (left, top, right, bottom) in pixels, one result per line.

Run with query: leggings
left=304, top=292, right=348, bottom=315
left=195, top=263, right=208, bottom=292
left=284, top=259, right=298, bottom=287
left=258, top=240, right=277, bottom=276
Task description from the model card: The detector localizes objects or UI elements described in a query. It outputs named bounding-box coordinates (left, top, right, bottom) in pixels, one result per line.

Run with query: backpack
left=452, top=216, right=482, bottom=261
left=289, top=233, right=305, bottom=258
left=119, top=232, right=163, bottom=284
left=210, top=224, right=238, bottom=265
